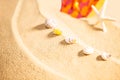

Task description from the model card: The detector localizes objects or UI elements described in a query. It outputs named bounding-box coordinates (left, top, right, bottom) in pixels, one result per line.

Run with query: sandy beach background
left=0, top=0, right=120, bottom=80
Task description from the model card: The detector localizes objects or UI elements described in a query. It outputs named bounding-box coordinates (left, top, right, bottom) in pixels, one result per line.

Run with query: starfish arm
left=100, top=0, right=108, bottom=17
left=101, top=21, right=107, bottom=32
left=91, top=5, right=100, bottom=17
left=102, top=16, right=117, bottom=22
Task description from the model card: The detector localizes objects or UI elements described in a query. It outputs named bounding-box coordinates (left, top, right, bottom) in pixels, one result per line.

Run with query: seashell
left=45, top=19, right=57, bottom=28
left=82, top=47, right=94, bottom=55
left=65, top=37, right=77, bottom=44
left=53, top=28, right=62, bottom=35
left=100, top=52, right=111, bottom=60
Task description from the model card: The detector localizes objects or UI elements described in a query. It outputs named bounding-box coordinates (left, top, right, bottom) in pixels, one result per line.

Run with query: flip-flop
left=61, top=0, right=105, bottom=18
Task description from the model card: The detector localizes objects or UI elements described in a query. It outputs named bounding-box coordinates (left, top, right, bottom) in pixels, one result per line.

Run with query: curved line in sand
left=11, top=0, right=70, bottom=80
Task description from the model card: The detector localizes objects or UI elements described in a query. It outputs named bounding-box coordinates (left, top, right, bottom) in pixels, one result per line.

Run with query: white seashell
left=100, top=52, right=111, bottom=60
left=45, top=19, right=57, bottom=28
left=65, top=37, right=76, bottom=44
left=82, top=47, right=94, bottom=55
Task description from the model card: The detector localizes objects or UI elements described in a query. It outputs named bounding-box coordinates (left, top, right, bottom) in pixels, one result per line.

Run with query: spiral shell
left=100, top=52, right=111, bottom=61
left=65, top=37, right=77, bottom=44
left=45, top=19, right=57, bottom=28
left=82, top=47, right=94, bottom=55
left=53, top=28, right=62, bottom=35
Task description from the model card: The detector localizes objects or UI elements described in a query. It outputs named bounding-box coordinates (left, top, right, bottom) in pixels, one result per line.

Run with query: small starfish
left=90, top=0, right=116, bottom=32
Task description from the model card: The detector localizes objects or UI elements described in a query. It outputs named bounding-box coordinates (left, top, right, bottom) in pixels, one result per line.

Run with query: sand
left=0, top=0, right=120, bottom=80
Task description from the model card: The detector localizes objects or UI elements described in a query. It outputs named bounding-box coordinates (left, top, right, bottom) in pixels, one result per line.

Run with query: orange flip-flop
left=61, top=0, right=105, bottom=18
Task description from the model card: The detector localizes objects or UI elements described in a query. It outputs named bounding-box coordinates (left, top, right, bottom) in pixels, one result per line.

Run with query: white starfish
left=89, top=0, right=116, bottom=32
